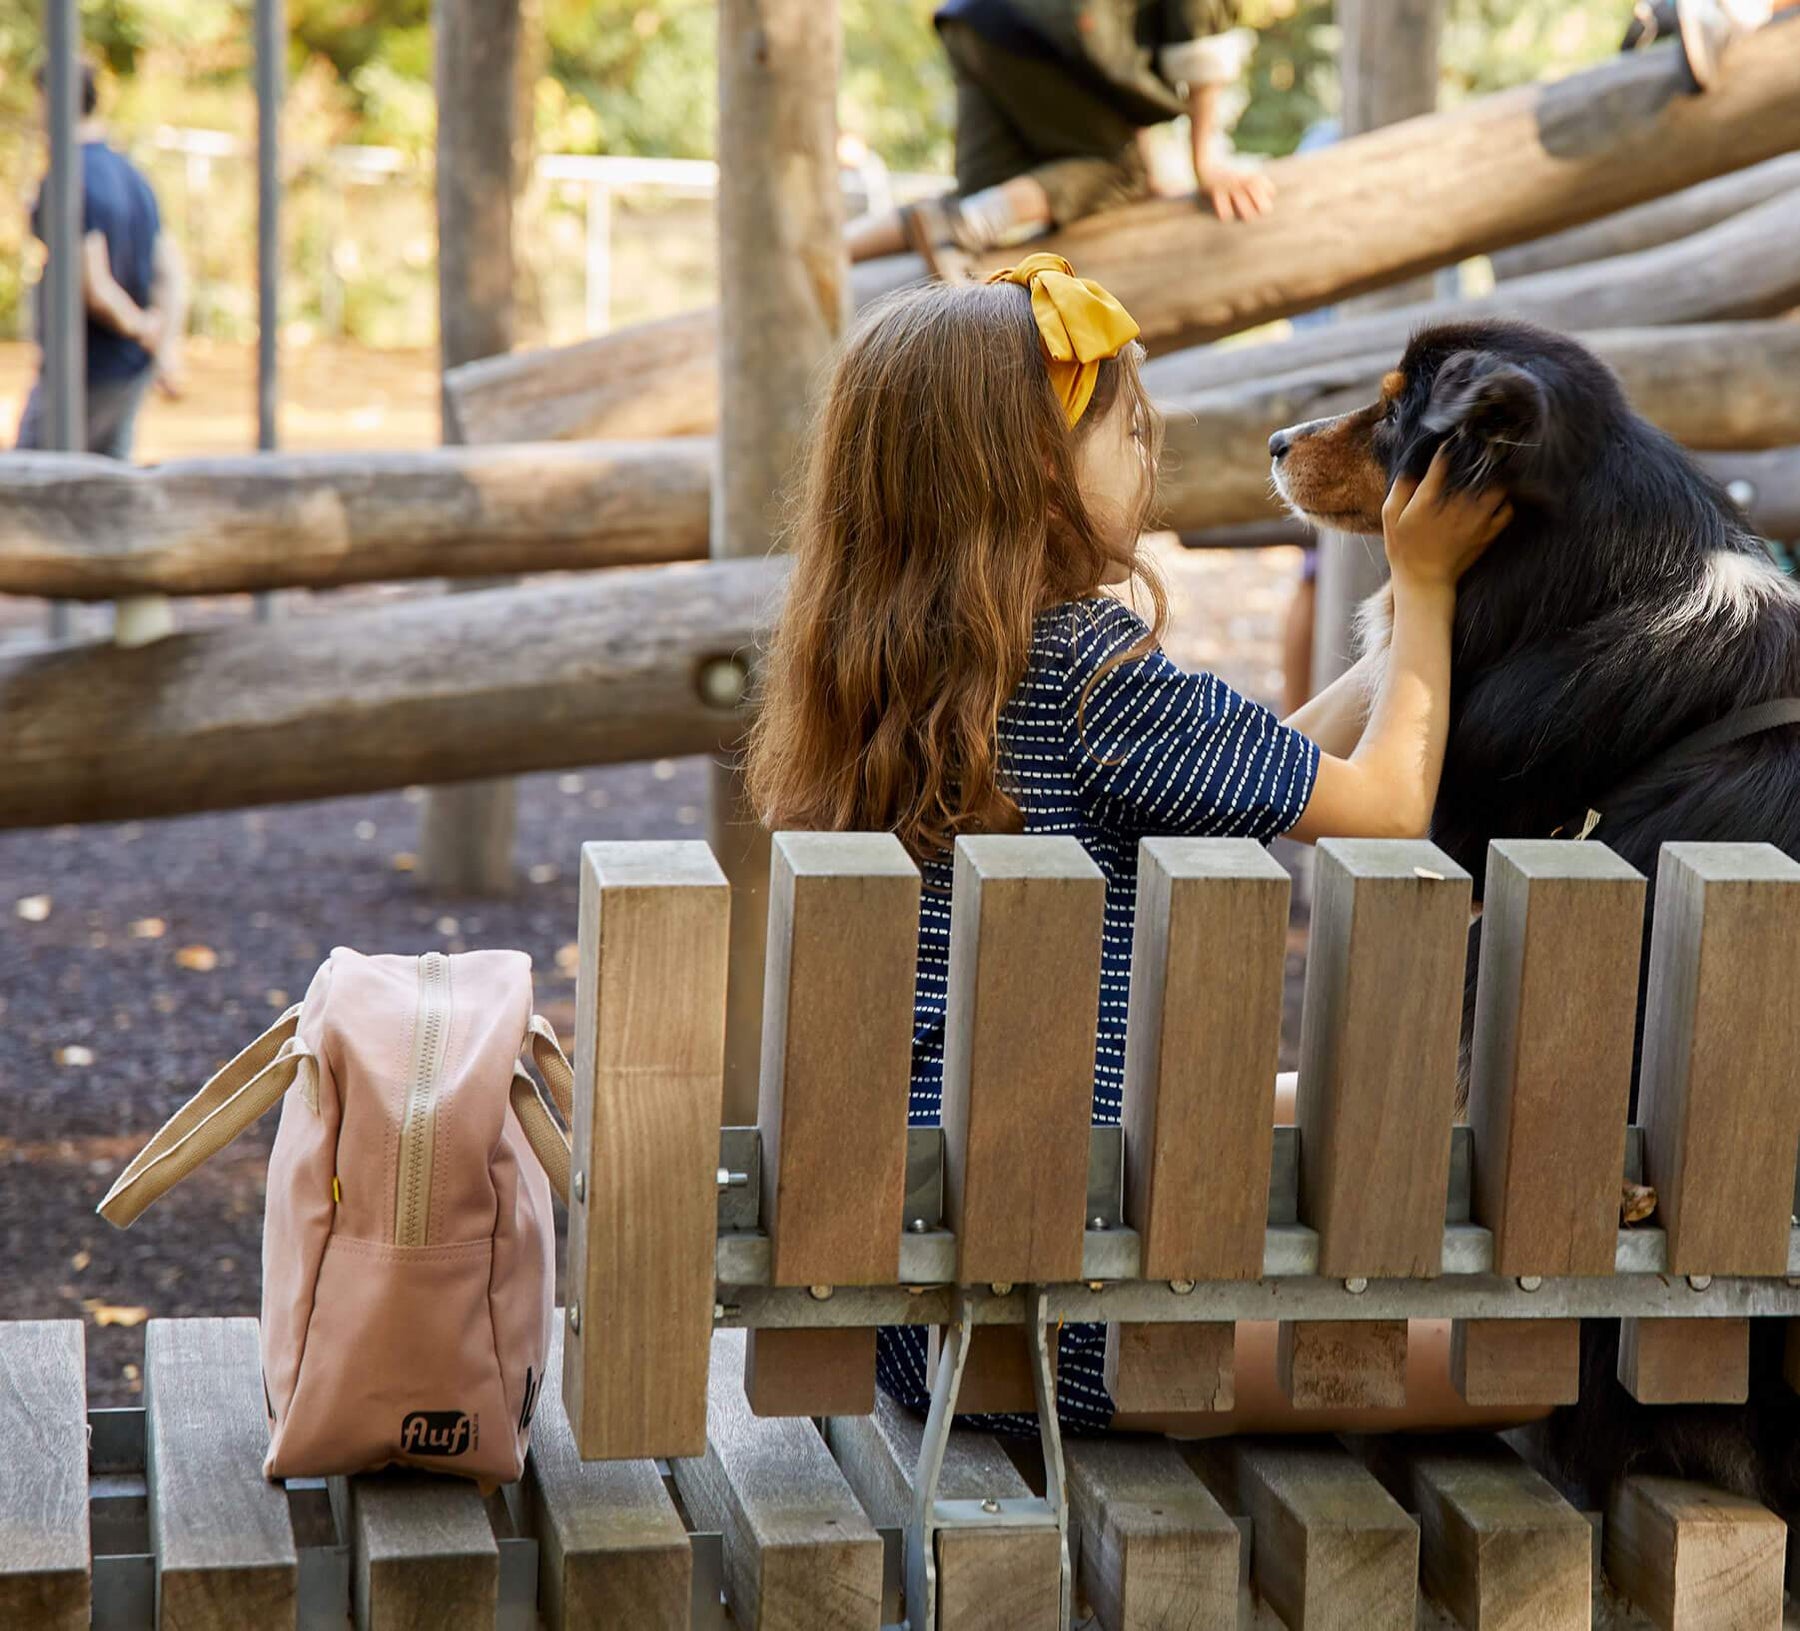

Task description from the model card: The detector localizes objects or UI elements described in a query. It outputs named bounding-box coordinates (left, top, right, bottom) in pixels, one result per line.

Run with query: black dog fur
left=1274, top=318, right=1800, bottom=1513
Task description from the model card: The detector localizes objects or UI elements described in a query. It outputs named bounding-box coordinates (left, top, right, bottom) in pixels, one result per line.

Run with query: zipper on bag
left=395, top=952, right=452, bottom=1246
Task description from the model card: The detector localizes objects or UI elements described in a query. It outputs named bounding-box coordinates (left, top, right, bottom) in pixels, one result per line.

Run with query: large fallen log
left=1142, top=191, right=1800, bottom=398
left=0, top=556, right=783, bottom=830
left=1489, top=153, right=1800, bottom=281
left=0, top=440, right=712, bottom=600
left=444, top=32, right=1800, bottom=446
left=1156, top=321, right=1800, bottom=532
left=6, top=324, right=1794, bottom=598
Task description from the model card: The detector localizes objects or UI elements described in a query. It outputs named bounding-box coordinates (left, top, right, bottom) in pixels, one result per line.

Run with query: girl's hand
left=1381, top=447, right=1512, bottom=591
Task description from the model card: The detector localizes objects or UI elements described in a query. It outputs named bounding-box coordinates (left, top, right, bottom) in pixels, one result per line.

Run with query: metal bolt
left=717, top=1168, right=749, bottom=1190
left=1517, top=1275, right=1542, bottom=1293
left=1169, top=1279, right=1196, bottom=1295
left=980, top=1498, right=1000, bottom=1514
left=568, top=1302, right=581, bottom=1333
left=1688, top=1274, right=1713, bottom=1292
left=1087, top=1280, right=1104, bottom=1293
left=1344, top=1277, right=1369, bottom=1295
left=908, top=1218, right=930, bottom=1234
left=990, top=1283, right=1014, bottom=1296
left=697, top=655, right=750, bottom=710
left=809, top=1284, right=833, bottom=1301
left=572, top=1170, right=585, bottom=1202
left=1090, top=1216, right=1108, bottom=1231
left=713, top=1301, right=741, bottom=1321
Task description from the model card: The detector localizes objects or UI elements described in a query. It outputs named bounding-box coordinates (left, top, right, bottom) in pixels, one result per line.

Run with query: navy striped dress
left=874, top=595, right=1320, bottom=1434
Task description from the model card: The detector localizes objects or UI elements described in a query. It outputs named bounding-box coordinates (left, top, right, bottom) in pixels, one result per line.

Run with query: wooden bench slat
left=1370, top=1436, right=1590, bottom=1631
left=673, top=1330, right=883, bottom=1631
left=525, top=1324, right=690, bottom=1630
left=1104, top=1322, right=1234, bottom=1415
left=1468, top=840, right=1645, bottom=1279
left=567, top=840, right=730, bottom=1459
left=1617, top=1317, right=1750, bottom=1405
left=1604, top=1474, right=1786, bottom=1631
left=1276, top=1321, right=1407, bottom=1411
left=1639, top=843, right=1800, bottom=1276
left=942, top=835, right=1104, bottom=1286
left=0, top=1320, right=90, bottom=1631
left=744, top=1327, right=878, bottom=1418
left=144, top=1317, right=298, bottom=1629
left=1221, top=1438, right=1419, bottom=1631
left=826, top=1392, right=1060, bottom=1631
left=1063, top=1436, right=1238, bottom=1631
left=340, top=1470, right=499, bottom=1631
left=1449, top=1319, right=1580, bottom=1408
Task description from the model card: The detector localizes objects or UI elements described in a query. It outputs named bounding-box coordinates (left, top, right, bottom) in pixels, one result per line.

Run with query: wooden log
left=1491, top=155, right=1800, bottom=281
left=0, top=554, right=781, bottom=831
left=826, top=1394, right=1060, bottom=1631
left=524, top=1323, right=691, bottom=1631
left=1617, top=1319, right=1750, bottom=1406
left=144, top=1318, right=298, bottom=1629
left=444, top=30, right=1800, bottom=443
left=941, top=836, right=1104, bottom=1287
left=0, top=1321, right=89, bottom=1631
left=1603, top=1475, right=1785, bottom=1631
left=1638, top=844, right=1800, bottom=1276
left=1103, top=1322, right=1234, bottom=1415
left=674, top=1330, right=883, bottom=1631
left=342, top=1472, right=499, bottom=1631
left=0, top=441, right=712, bottom=600
left=566, top=841, right=730, bottom=1461
left=1061, top=1437, right=1239, bottom=1631
left=1143, top=194, right=1800, bottom=400
left=1450, top=1320, right=1581, bottom=1409
left=1230, top=1438, right=1418, bottom=1630
left=1370, top=1436, right=1590, bottom=1631
left=1277, top=1322, right=1408, bottom=1411
left=1294, top=840, right=1471, bottom=1277
left=1467, top=840, right=1645, bottom=1278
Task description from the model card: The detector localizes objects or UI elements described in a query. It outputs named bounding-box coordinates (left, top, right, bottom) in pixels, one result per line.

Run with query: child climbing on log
left=847, top=0, right=1273, bottom=276
left=745, top=255, right=1516, bottom=1438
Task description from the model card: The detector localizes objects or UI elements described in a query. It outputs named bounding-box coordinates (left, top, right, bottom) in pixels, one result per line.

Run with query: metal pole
left=44, top=0, right=84, bottom=643
left=253, top=0, right=283, bottom=624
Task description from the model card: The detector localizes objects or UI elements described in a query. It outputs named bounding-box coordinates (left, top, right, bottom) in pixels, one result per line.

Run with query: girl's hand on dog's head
left=1381, top=446, right=1512, bottom=592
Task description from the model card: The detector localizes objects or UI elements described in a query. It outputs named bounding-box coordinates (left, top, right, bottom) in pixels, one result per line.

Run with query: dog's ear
left=1418, top=350, right=1547, bottom=461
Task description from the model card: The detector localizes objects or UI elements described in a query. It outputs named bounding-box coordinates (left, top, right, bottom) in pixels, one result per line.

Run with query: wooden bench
left=4, top=832, right=1799, bottom=1628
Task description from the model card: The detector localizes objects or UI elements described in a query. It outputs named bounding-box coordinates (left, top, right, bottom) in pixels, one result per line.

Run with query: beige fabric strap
left=98, top=1005, right=313, bottom=1229
left=524, top=1013, right=574, bottom=1121
left=510, top=1066, right=571, bottom=1205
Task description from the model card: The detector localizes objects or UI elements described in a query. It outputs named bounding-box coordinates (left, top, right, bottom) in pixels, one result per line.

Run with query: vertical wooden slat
left=1276, top=1321, right=1407, bottom=1410
left=1617, top=1318, right=1750, bottom=1405
left=1294, top=839, right=1471, bottom=1277
left=345, top=1473, right=499, bottom=1631
left=1063, top=1437, right=1239, bottom=1631
left=1450, top=1319, right=1580, bottom=1407
left=747, top=832, right=918, bottom=1416
left=1467, top=840, right=1645, bottom=1276
left=566, top=840, right=730, bottom=1460
left=826, top=1393, right=1060, bottom=1631
left=1228, top=1438, right=1418, bottom=1631
left=941, top=836, right=1104, bottom=1286
left=525, top=1324, right=690, bottom=1630
left=1112, top=838, right=1285, bottom=1415
left=926, top=1325, right=1056, bottom=1416
left=1371, top=1436, right=1590, bottom=1631
left=0, top=1320, right=89, bottom=1631
left=1636, top=843, right=1800, bottom=1275
left=145, top=1318, right=298, bottom=1628
left=1604, top=1475, right=1786, bottom=1631
left=673, top=1330, right=882, bottom=1631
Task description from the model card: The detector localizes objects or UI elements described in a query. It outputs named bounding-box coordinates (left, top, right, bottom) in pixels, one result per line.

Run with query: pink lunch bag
left=99, top=947, right=571, bottom=1486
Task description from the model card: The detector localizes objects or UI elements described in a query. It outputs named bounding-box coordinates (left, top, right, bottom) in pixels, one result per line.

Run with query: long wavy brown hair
left=745, top=277, right=1168, bottom=863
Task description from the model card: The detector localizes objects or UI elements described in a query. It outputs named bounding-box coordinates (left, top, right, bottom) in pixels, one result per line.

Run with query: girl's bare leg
left=1112, top=1071, right=1554, bottom=1438
left=847, top=207, right=909, bottom=263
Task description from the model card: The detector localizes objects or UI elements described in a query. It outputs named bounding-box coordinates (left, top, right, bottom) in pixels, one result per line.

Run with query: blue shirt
left=32, top=141, right=161, bottom=384
left=877, top=595, right=1319, bottom=1432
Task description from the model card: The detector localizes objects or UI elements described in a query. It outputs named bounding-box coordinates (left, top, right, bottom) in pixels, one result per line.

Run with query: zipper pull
left=331, top=1175, right=342, bottom=1205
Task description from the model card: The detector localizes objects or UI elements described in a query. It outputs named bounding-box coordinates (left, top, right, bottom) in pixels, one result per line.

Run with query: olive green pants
left=940, top=20, right=1152, bottom=227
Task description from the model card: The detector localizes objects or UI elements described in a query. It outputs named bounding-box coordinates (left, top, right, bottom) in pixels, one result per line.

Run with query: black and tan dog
left=1270, top=318, right=1800, bottom=1510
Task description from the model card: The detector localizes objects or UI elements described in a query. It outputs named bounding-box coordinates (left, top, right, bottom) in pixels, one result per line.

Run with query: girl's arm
left=1286, top=455, right=1510, bottom=844
left=1281, top=648, right=1380, bottom=758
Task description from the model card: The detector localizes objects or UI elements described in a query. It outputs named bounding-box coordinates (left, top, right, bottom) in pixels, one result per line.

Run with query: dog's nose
left=1269, top=428, right=1292, bottom=462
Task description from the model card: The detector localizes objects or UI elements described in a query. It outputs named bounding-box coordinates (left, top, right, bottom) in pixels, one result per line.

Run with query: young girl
left=746, top=253, right=1513, bottom=1437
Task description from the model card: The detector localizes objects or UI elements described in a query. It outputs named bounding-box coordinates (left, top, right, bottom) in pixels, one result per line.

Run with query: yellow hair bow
left=988, top=252, right=1140, bottom=428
